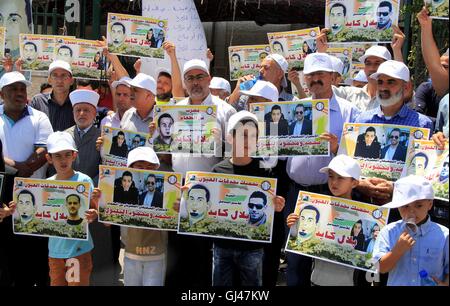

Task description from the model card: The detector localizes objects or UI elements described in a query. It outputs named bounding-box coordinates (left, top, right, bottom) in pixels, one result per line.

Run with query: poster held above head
left=424, top=0, right=449, bottom=20
left=228, top=45, right=271, bottom=81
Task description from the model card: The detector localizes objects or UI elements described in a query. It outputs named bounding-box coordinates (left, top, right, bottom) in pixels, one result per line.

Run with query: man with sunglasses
left=377, top=1, right=394, bottom=30
left=289, top=104, right=312, bottom=136
left=139, top=174, right=163, bottom=208
left=247, top=191, right=268, bottom=226
left=381, top=129, right=407, bottom=162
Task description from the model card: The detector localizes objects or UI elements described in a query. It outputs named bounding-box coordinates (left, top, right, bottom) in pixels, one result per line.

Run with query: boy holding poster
left=211, top=111, right=285, bottom=286
left=373, top=175, right=449, bottom=286
left=287, top=154, right=361, bottom=286
left=9, top=132, right=101, bottom=286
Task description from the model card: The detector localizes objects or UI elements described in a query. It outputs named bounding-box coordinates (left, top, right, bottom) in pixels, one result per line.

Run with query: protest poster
left=178, top=172, right=277, bottom=243
left=267, top=27, right=320, bottom=70
left=12, top=178, right=91, bottom=240
left=285, top=191, right=389, bottom=272
left=249, top=100, right=330, bottom=157
left=98, top=165, right=182, bottom=231
left=0, top=27, right=5, bottom=60
left=152, top=104, right=217, bottom=155
left=54, top=37, right=104, bottom=79
left=101, top=126, right=152, bottom=167
left=228, top=44, right=271, bottom=81
left=403, top=140, right=449, bottom=201
left=326, top=47, right=353, bottom=81
left=338, top=123, right=431, bottom=181
left=424, top=0, right=449, bottom=20
left=351, top=43, right=377, bottom=63
left=107, top=13, right=167, bottom=59
left=325, top=0, right=400, bottom=43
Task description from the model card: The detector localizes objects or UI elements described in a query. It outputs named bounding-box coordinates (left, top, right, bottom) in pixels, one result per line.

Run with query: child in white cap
left=9, top=131, right=101, bottom=286
left=372, top=175, right=449, bottom=286
left=286, top=154, right=361, bottom=286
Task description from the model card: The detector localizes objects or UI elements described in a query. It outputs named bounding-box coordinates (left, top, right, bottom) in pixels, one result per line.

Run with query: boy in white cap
left=211, top=110, right=285, bottom=286
left=209, top=77, right=231, bottom=100
left=287, top=154, right=361, bottom=286
left=373, top=175, right=449, bottom=286
left=9, top=131, right=101, bottom=286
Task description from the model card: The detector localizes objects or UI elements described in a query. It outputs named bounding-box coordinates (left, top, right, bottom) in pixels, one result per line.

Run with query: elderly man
left=285, top=53, right=359, bottom=286
left=209, top=77, right=231, bottom=100
left=0, top=71, right=53, bottom=286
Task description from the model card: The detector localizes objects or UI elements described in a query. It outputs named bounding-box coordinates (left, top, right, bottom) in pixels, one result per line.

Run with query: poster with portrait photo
left=325, top=0, right=400, bottom=43
left=350, top=43, right=378, bottom=63
left=326, top=46, right=353, bottom=82
left=0, top=27, right=5, bottom=60
left=424, top=0, right=449, bottom=20
left=228, top=45, right=271, bottom=81
left=249, top=100, right=330, bottom=157
left=12, top=178, right=91, bottom=241
left=54, top=37, right=104, bottom=79
left=403, top=140, right=449, bottom=201
left=285, top=191, right=389, bottom=272
left=152, top=105, right=217, bottom=155
left=107, top=13, right=168, bottom=59
left=267, top=27, right=320, bottom=70
left=338, top=123, right=431, bottom=181
left=98, top=165, right=182, bottom=231
left=101, top=126, right=152, bottom=167
left=178, top=171, right=277, bottom=243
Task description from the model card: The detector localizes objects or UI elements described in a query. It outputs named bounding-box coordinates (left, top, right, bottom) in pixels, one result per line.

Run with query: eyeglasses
left=390, top=135, right=399, bottom=139
left=296, top=111, right=304, bottom=115
left=184, top=74, right=208, bottom=83
left=248, top=203, right=264, bottom=210
left=377, top=12, right=389, bottom=17
left=50, top=74, right=71, bottom=81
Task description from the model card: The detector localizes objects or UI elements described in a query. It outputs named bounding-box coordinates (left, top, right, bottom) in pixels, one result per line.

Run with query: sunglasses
left=296, top=111, right=304, bottom=115
left=390, top=135, right=399, bottom=139
left=377, top=12, right=389, bottom=17
left=133, top=140, right=140, bottom=143
left=146, top=181, right=156, bottom=185
left=248, top=203, right=264, bottom=210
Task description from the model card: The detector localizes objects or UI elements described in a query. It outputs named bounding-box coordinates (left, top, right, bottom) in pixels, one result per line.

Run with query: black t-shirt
left=211, top=158, right=275, bottom=251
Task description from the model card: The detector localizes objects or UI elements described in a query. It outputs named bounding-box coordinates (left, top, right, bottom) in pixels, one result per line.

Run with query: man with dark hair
left=406, top=152, right=429, bottom=176
left=272, top=41, right=285, bottom=56
left=289, top=104, right=313, bottom=135
left=265, top=104, right=289, bottom=136
left=40, top=83, right=52, bottom=94
left=65, top=194, right=83, bottom=226
left=354, top=126, right=381, bottom=159
left=381, top=128, right=407, bottom=161
left=247, top=191, right=268, bottom=226
left=23, top=42, right=38, bottom=64
left=154, top=113, right=174, bottom=150
left=230, top=53, right=241, bottom=73
left=16, top=189, right=36, bottom=225
left=377, top=1, right=394, bottom=30
left=139, top=174, right=163, bottom=208
left=110, top=22, right=126, bottom=48
left=57, top=45, right=74, bottom=64
left=185, top=184, right=211, bottom=225
left=113, top=171, right=139, bottom=205
left=440, top=161, right=449, bottom=183
left=329, top=3, right=347, bottom=34
left=296, top=205, right=320, bottom=242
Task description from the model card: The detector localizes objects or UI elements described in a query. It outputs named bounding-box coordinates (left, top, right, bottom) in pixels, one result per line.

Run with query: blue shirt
left=355, top=103, right=434, bottom=131
left=372, top=217, right=449, bottom=286
left=286, top=94, right=360, bottom=186
left=48, top=172, right=95, bottom=259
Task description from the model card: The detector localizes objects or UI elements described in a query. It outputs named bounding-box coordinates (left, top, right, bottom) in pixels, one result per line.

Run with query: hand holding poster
left=54, top=38, right=104, bottom=79
left=178, top=172, right=277, bottom=243
left=249, top=100, right=330, bottom=157
left=98, top=166, right=182, bottom=231
left=152, top=105, right=217, bottom=155
left=403, top=140, right=449, bottom=201
left=228, top=45, right=271, bottom=81
left=12, top=178, right=91, bottom=240
left=0, top=27, right=5, bottom=60
left=325, top=0, right=399, bottom=43
left=285, top=191, right=389, bottom=272
left=107, top=13, right=168, bottom=59
left=101, top=126, right=152, bottom=167
left=424, top=0, right=449, bottom=19
left=267, top=27, right=320, bottom=70
left=338, top=123, right=430, bottom=181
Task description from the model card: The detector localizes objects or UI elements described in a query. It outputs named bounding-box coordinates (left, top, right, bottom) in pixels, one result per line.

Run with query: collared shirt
left=172, top=94, right=236, bottom=176
left=100, top=112, right=122, bottom=129
left=286, top=94, right=360, bottom=186
left=143, top=192, right=155, bottom=208
left=383, top=145, right=398, bottom=160
left=372, top=217, right=449, bottom=286
left=120, top=107, right=154, bottom=134
left=332, top=84, right=379, bottom=112
left=30, top=93, right=75, bottom=132
left=0, top=105, right=53, bottom=179
left=293, top=120, right=304, bottom=136
left=354, top=103, right=434, bottom=130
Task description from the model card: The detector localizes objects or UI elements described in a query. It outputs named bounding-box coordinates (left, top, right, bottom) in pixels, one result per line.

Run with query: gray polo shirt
left=120, top=107, right=153, bottom=133
left=332, top=85, right=379, bottom=112
left=30, top=93, right=75, bottom=132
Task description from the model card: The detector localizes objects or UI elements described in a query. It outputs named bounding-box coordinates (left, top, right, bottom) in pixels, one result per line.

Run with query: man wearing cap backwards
left=0, top=71, right=53, bottom=286
left=284, top=53, right=360, bottom=286
left=30, top=60, right=76, bottom=132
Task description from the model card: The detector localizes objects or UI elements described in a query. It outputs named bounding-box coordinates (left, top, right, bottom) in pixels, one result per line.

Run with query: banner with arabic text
left=228, top=44, right=271, bottom=81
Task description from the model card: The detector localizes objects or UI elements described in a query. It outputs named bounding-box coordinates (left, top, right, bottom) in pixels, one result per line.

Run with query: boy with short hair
left=10, top=131, right=101, bottom=286
left=211, top=111, right=285, bottom=286
left=287, top=154, right=361, bottom=286
left=373, top=175, right=449, bottom=286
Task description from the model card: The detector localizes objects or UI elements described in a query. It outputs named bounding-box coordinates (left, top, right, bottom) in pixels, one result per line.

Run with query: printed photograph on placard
left=424, top=0, right=449, bottom=20
left=326, top=47, right=353, bottom=82
left=228, top=45, right=271, bottom=81
left=351, top=43, right=377, bottom=63
left=0, top=27, right=5, bottom=60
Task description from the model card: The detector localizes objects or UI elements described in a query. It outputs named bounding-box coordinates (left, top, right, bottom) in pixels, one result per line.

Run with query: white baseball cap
left=47, top=131, right=78, bottom=154
left=303, top=53, right=334, bottom=75
left=127, top=146, right=160, bottom=168
left=319, top=154, right=361, bottom=180
left=183, top=59, right=209, bottom=76
left=0, top=71, right=31, bottom=91
left=329, top=55, right=344, bottom=75
left=126, top=73, right=157, bottom=95
left=240, top=80, right=279, bottom=102
left=383, top=175, right=434, bottom=209
left=353, top=70, right=368, bottom=83
left=209, top=77, right=231, bottom=93
left=69, top=89, right=100, bottom=108
left=226, top=111, right=258, bottom=135
left=370, top=60, right=410, bottom=82
left=359, top=45, right=392, bottom=63
left=48, top=60, right=72, bottom=75
left=265, top=54, right=289, bottom=88
left=111, top=76, right=132, bottom=89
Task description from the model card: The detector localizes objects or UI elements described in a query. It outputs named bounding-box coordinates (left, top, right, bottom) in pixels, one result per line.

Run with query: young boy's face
left=46, top=150, right=77, bottom=173
left=327, top=169, right=358, bottom=198
left=398, top=199, right=433, bottom=225
left=130, top=161, right=159, bottom=170
left=230, top=122, right=258, bottom=157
